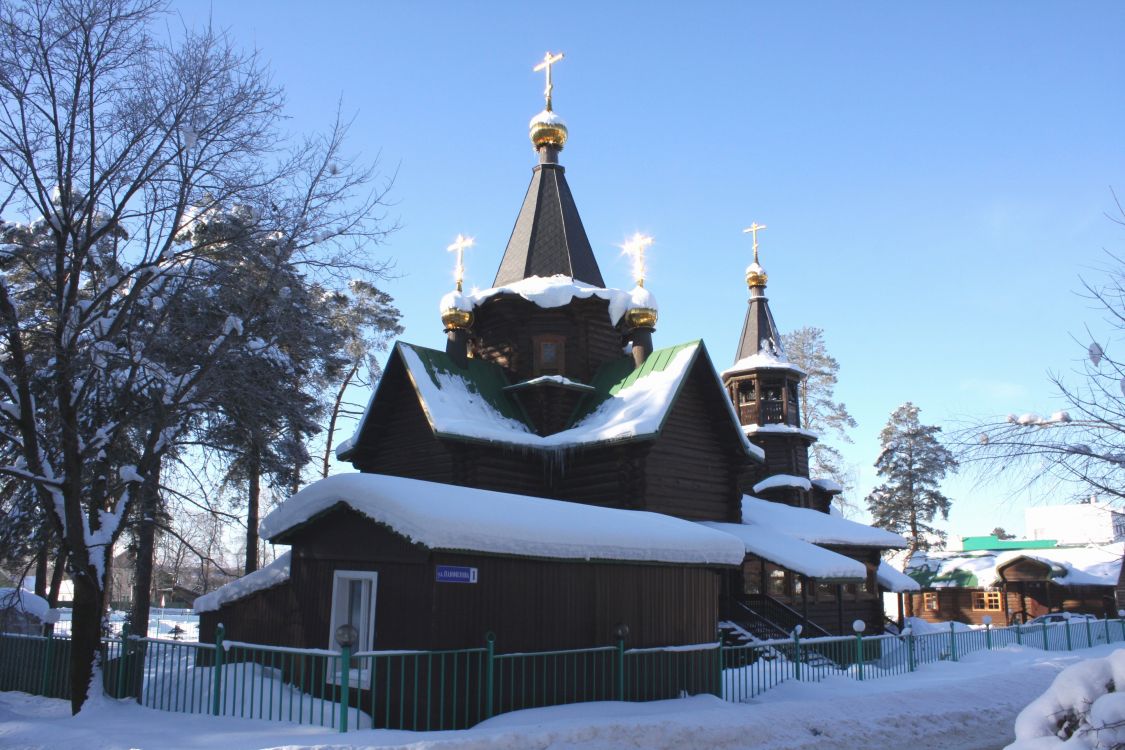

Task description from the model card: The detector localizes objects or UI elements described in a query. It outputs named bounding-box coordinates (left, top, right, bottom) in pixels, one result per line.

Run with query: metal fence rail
left=3, top=617, right=1125, bottom=733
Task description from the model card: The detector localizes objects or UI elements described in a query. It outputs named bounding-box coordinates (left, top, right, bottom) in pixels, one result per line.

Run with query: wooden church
left=197, top=55, right=912, bottom=677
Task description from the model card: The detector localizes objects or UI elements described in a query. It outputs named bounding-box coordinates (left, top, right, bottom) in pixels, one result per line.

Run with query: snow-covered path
left=0, top=644, right=1110, bottom=750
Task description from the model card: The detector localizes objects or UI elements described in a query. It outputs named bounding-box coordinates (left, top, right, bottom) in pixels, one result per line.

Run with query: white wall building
left=1025, top=500, right=1125, bottom=546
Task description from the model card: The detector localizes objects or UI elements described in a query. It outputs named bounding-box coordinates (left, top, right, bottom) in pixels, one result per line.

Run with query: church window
left=738, top=381, right=756, bottom=405
left=924, top=592, right=939, bottom=611
left=972, top=590, right=1002, bottom=611
left=743, top=559, right=762, bottom=595
left=762, top=384, right=782, bottom=401
left=533, top=335, right=565, bottom=375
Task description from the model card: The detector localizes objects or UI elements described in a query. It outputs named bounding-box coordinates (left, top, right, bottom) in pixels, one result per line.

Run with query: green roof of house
left=960, top=535, right=1058, bottom=551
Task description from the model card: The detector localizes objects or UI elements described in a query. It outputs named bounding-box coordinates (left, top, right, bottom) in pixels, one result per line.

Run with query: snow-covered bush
left=1007, top=649, right=1125, bottom=748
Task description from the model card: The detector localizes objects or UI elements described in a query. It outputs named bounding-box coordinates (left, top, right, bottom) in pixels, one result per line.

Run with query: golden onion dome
left=745, top=261, right=768, bottom=289
left=624, top=306, right=658, bottom=329
left=530, top=108, right=568, bottom=150
left=439, top=290, right=474, bottom=331
left=623, top=285, right=659, bottom=329
left=441, top=307, right=473, bottom=331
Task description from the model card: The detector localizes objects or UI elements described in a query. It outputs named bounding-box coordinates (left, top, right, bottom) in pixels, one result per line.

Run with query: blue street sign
left=435, top=565, right=478, bottom=584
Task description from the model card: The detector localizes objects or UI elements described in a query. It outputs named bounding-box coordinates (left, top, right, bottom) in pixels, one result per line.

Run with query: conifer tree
left=866, top=402, right=958, bottom=553
left=782, top=327, right=857, bottom=507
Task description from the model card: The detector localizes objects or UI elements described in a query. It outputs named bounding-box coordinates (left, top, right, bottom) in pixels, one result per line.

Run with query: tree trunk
left=245, top=455, right=260, bottom=575
left=68, top=568, right=105, bottom=714
left=322, top=361, right=360, bottom=477
left=129, top=470, right=161, bottom=641
left=48, top=549, right=68, bottom=607
left=34, top=540, right=48, bottom=598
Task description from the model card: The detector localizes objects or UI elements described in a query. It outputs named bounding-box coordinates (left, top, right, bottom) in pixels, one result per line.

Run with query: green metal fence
left=4, top=617, right=1125, bottom=733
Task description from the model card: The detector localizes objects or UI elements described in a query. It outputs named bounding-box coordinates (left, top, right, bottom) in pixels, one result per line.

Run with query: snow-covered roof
left=259, top=473, right=747, bottom=566
left=905, top=544, right=1124, bottom=589
left=752, top=474, right=812, bottom=494
left=457, top=275, right=648, bottom=327
left=811, top=478, right=844, bottom=494
left=722, top=352, right=806, bottom=377
left=0, top=588, right=58, bottom=623
left=877, top=561, right=921, bottom=593
left=343, top=340, right=762, bottom=460
left=701, top=522, right=866, bottom=580
left=193, top=552, right=291, bottom=614
left=742, top=423, right=819, bottom=440
left=741, top=495, right=908, bottom=549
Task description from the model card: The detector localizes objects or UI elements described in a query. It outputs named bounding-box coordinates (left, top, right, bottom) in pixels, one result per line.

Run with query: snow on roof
left=811, top=478, right=844, bottom=493
left=260, top=473, right=746, bottom=566
left=461, top=275, right=639, bottom=326
left=877, top=561, right=921, bottom=592
left=701, top=522, right=866, bottom=580
left=741, top=495, right=908, bottom=549
left=0, top=588, right=58, bottom=623
left=752, top=474, right=813, bottom=494
left=905, top=544, right=1124, bottom=589
left=742, top=423, right=819, bottom=440
left=399, top=341, right=761, bottom=457
left=504, top=375, right=596, bottom=392
left=193, top=551, right=291, bottom=614
left=721, top=352, right=806, bottom=377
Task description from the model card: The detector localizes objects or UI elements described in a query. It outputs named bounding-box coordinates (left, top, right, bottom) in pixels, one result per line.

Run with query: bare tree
left=0, top=0, right=393, bottom=710
left=957, top=210, right=1125, bottom=505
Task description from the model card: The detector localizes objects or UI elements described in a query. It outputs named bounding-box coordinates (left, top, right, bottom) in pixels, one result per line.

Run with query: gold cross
left=620, top=232, right=654, bottom=287
left=446, top=233, right=475, bottom=292
left=742, top=222, right=767, bottom=264
left=534, top=51, right=565, bottom=111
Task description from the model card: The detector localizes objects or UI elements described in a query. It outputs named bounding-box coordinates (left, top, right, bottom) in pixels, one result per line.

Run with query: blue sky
left=175, top=1, right=1125, bottom=539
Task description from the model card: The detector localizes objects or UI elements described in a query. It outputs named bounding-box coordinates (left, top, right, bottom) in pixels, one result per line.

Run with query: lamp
left=334, top=624, right=359, bottom=650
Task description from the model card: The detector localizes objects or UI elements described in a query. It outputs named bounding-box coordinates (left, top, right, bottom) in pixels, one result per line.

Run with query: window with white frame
left=328, top=570, right=378, bottom=654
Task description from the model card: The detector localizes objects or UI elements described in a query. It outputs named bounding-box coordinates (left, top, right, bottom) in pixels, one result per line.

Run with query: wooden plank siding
left=642, top=360, right=744, bottom=522
left=349, top=358, right=456, bottom=483
left=209, top=507, right=724, bottom=654
left=470, top=296, right=623, bottom=384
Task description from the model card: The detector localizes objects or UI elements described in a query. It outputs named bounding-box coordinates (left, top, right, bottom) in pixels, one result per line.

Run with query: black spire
left=492, top=154, right=605, bottom=288
left=734, top=286, right=784, bottom=361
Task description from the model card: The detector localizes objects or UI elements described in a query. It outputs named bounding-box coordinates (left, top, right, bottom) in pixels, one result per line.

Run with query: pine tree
left=866, top=402, right=958, bottom=553
left=782, top=327, right=857, bottom=508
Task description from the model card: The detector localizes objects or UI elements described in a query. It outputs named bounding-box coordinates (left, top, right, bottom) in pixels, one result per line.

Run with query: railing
left=4, top=618, right=1125, bottom=733
left=736, top=594, right=833, bottom=638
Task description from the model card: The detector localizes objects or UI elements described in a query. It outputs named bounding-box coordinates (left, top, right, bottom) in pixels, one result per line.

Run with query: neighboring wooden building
left=904, top=543, right=1124, bottom=625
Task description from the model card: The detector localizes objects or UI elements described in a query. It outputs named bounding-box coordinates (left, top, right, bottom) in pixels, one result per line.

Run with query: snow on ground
left=2, top=643, right=1119, bottom=750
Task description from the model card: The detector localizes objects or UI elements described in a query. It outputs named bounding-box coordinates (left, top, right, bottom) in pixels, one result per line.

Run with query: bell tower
left=722, top=225, right=836, bottom=510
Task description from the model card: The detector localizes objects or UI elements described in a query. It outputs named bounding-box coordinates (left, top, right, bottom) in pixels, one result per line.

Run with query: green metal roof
left=961, top=535, right=1058, bottom=551
left=572, top=341, right=701, bottom=423
left=398, top=342, right=530, bottom=426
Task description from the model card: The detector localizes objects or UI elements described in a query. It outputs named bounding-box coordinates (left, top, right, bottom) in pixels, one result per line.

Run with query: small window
left=743, top=559, right=762, bottom=595
left=972, top=590, right=1002, bottom=611
left=816, top=582, right=835, bottom=601
left=762, top=384, right=782, bottom=401
left=738, top=381, right=757, bottom=405
left=767, top=566, right=787, bottom=597
left=923, top=592, right=939, bottom=611
left=533, top=335, right=565, bottom=375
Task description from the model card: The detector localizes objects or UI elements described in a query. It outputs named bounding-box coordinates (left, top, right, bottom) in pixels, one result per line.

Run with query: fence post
left=1119, top=615, right=1125, bottom=642
left=484, top=633, right=495, bottom=720
left=713, top=636, right=723, bottom=697
left=211, top=624, right=225, bottom=716
left=616, top=637, right=626, bottom=701
left=1016, top=623, right=1022, bottom=645
left=949, top=622, right=958, bottom=662
left=1065, top=621, right=1073, bottom=651
left=40, top=630, right=54, bottom=697
left=1085, top=618, right=1093, bottom=648
left=1042, top=621, right=1049, bottom=651
left=905, top=628, right=915, bottom=673
left=792, top=626, right=802, bottom=682
left=985, top=622, right=992, bottom=650
left=338, top=644, right=351, bottom=733
left=115, top=624, right=129, bottom=699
